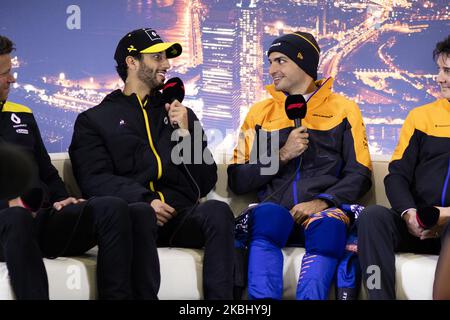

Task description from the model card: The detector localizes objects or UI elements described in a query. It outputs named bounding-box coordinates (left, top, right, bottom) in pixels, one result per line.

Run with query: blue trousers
left=247, top=202, right=353, bottom=300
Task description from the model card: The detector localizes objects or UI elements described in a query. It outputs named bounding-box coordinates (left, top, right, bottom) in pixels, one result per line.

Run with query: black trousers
left=0, top=196, right=159, bottom=300
left=358, top=205, right=446, bottom=300
left=157, top=199, right=235, bottom=300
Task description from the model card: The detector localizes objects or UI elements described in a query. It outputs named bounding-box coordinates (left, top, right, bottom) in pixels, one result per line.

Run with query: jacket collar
left=265, top=77, right=334, bottom=111
left=438, top=98, right=450, bottom=110
left=106, top=89, right=163, bottom=109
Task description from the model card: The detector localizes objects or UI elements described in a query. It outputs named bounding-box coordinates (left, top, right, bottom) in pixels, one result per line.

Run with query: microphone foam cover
left=285, top=94, right=307, bottom=121
left=21, top=187, right=44, bottom=212
left=416, top=206, right=440, bottom=229
left=161, top=77, right=185, bottom=104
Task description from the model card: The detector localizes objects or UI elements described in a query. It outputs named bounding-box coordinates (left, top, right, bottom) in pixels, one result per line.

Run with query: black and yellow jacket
left=0, top=101, right=69, bottom=209
left=385, top=98, right=450, bottom=215
left=69, top=90, right=217, bottom=211
left=227, top=78, right=372, bottom=209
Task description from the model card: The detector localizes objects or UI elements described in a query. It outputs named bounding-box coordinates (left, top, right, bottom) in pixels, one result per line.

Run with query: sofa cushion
left=0, top=247, right=439, bottom=300
left=394, top=253, right=438, bottom=300
left=0, top=250, right=97, bottom=300
left=0, top=247, right=204, bottom=300
left=158, top=248, right=204, bottom=300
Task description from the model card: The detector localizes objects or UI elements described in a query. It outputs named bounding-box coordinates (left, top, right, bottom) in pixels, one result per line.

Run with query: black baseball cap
left=114, top=28, right=182, bottom=65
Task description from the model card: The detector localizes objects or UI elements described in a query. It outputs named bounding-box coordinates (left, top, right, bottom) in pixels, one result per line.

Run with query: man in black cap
left=0, top=34, right=160, bottom=300
left=228, top=32, right=372, bottom=300
left=69, top=28, right=235, bottom=299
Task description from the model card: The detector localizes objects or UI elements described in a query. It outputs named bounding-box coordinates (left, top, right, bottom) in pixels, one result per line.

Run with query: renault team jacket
left=227, top=78, right=372, bottom=209
left=69, top=90, right=217, bottom=211
left=0, top=101, right=69, bottom=209
left=385, top=98, right=450, bottom=215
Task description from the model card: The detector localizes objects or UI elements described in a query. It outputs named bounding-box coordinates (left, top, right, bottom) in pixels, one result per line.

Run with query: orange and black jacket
left=69, top=90, right=217, bottom=211
left=228, top=78, right=372, bottom=209
left=385, top=99, right=450, bottom=215
left=0, top=101, right=68, bottom=209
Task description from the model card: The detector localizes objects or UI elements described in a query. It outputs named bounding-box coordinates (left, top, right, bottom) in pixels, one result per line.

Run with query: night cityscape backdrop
left=1, top=0, right=449, bottom=160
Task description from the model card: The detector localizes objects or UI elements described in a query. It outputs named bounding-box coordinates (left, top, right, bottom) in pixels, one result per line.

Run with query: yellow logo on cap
left=170, top=48, right=178, bottom=56
left=127, top=45, right=137, bottom=53
left=297, top=52, right=304, bottom=60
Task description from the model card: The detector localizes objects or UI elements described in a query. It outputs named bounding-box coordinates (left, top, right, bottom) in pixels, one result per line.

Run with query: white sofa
left=0, top=153, right=439, bottom=300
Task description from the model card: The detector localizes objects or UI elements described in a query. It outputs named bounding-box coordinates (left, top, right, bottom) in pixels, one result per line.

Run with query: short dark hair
left=433, top=35, right=450, bottom=61
left=0, top=35, right=15, bottom=55
left=115, top=53, right=143, bottom=82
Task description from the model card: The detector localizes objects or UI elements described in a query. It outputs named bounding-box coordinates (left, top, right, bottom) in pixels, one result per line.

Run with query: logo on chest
left=16, top=128, right=29, bottom=135
left=11, top=113, right=21, bottom=124
left=312, top=113, right=334, bottom=119
left=10, top=113, right=29, bottom=134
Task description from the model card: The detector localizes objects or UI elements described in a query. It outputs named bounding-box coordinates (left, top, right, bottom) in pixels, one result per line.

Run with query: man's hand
left=151, top=199, right=176, bottom=227
left=420, top=207, right=450, bottom=240
left=436, top=206, right=450, bottom=219
left=403, top=209, right=424, bottom=238
left=165, top=100, right=189, bottom=135
left=53, top=197, right=85, bottom=211
left=279, top=126, right=309, bottom=165
left=8, top=197, right=25, bottom=209
left=290, top=199, right=329, bottom=224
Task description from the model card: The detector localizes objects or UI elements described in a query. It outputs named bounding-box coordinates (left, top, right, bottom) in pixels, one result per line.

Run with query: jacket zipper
left=137, top=95, right=165, bottom=202
left=442, top=156, right=450, bottom=207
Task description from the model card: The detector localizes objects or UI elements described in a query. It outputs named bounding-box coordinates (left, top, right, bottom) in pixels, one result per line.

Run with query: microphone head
left=285, top=94, right=307, bottom=121
left=161, top=77, right=185, bottom=104
left=416, top=206, right=440, bottom=229
left=21, top=187, right=44, bottom=212
left=0, top=144, right=34, bottom=200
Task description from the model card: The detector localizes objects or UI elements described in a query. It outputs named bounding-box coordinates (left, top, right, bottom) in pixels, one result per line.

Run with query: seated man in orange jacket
left=358, top=35, right=450, bottom=300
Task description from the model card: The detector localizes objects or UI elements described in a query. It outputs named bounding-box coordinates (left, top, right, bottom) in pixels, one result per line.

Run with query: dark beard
left=137, top=63, right=164, bottom=92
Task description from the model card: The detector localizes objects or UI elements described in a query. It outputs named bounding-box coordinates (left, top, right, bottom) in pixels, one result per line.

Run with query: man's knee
left=0, top=207, right=35, bottom=245
left=87, top=196, right=128, bottom=210
left=304, top=215, right=347, bottom=259
left=1, top=207, right=34, bottom=230
left=250, top=202, right=294, bottom=247
left=86, top=196, right=130, bottom=226
left=358, top=205, right=393, bottom=231
left=201, top=200, right=234, bottom=229
left=128, top=202, right=157, bottom=228
left=201, top=200, right=234, bottom=216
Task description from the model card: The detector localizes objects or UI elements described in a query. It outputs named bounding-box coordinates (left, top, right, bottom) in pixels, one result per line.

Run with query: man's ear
left=125, top=55, right=138, bottom=71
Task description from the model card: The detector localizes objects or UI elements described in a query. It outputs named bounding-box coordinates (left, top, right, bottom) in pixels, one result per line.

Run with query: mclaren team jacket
left=385, top=98, right=450, bottom=215
left=227, top=78, right=372, bottom=209
left=0, top=101, right=69, bottom=209
left=69, top=90, right=217, bottom=211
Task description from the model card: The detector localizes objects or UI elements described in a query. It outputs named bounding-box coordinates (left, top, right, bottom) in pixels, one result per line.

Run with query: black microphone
left=161, top=78, right=201, bottom=246
left=285, top=94, right=307, bottom=128
left=416, top=206, right=440, bottom=229
left=161, top=77, right=185, bottom=129
left=21, top=187, right=44, bottom=212
left=0, top=144, right=34, bottom=200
